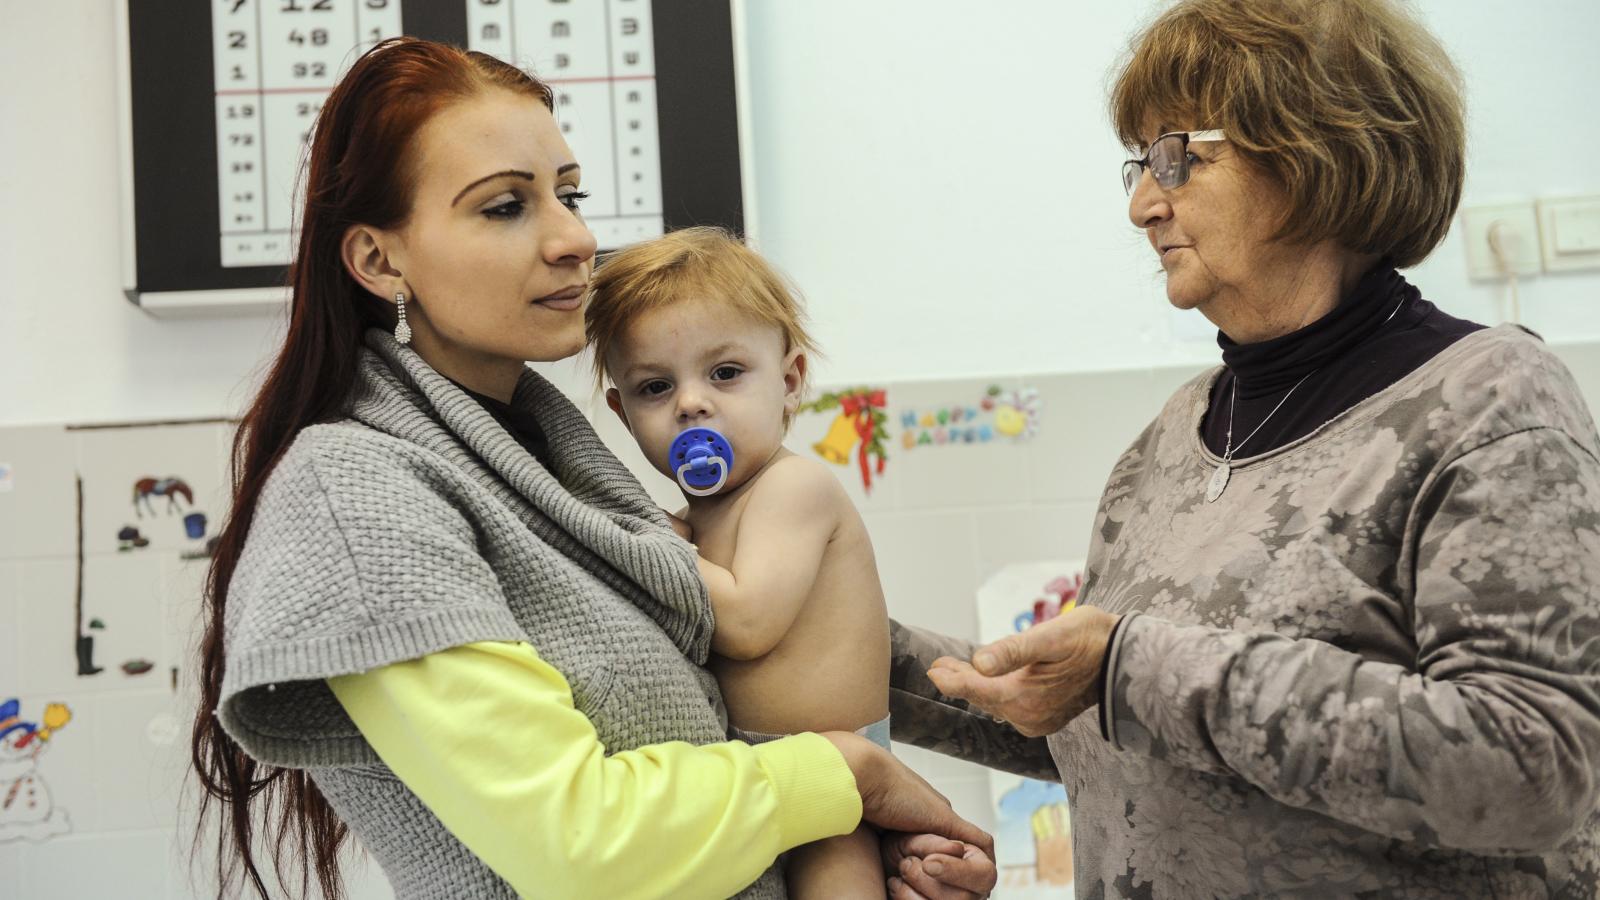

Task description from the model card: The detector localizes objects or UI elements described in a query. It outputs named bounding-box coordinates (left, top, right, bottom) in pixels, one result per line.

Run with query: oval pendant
left=1206, top=462, right=1230, bottom=503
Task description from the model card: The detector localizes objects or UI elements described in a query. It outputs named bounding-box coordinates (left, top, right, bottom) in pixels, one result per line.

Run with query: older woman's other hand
left=881, top=832, right=997, bottom=899
left=927, top=606, right=1120, bottom=738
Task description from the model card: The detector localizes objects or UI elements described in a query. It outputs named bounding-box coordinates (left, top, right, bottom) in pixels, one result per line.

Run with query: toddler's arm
left=699, top=459, right=841, bottom=660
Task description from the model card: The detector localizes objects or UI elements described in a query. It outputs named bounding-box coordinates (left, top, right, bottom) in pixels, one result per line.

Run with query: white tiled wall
left=5, top=342, right=1599, bottom=897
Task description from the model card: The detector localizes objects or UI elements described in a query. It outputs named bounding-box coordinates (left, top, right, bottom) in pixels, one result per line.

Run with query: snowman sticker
left=0, top=698, right=73, bottom=842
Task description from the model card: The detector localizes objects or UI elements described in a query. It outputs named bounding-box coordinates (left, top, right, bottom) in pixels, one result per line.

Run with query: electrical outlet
left=1459, top=202, right=1542, bottom=280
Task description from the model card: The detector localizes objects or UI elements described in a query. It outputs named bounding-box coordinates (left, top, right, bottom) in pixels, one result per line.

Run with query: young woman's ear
left=605, top=387, right=631, bottom=431
left=341, top=223, right=407, bottom=299
left=782, top=350, right=808, bottom=417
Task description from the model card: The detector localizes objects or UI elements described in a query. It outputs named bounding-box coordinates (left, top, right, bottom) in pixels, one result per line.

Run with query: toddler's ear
left=783, top=350, right=808, bottom=415
left=605, top=387, right=632, bottom=431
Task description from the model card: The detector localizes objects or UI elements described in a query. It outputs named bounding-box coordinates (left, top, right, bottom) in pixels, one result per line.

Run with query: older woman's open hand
left=926, top=606, right=1120, bottom=738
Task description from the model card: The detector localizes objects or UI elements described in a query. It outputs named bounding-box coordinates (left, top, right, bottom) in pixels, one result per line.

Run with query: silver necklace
left=1205, top=293, right=1408, bottom=503
left=1205, top=372, right=1312, bottom=503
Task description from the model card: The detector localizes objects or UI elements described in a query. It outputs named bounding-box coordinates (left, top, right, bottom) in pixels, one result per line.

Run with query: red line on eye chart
left=215, top=74, right=654, bottom=97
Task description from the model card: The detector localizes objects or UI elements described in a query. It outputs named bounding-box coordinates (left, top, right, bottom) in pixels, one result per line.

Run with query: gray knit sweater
left=218, top=329, right=788, bottom=899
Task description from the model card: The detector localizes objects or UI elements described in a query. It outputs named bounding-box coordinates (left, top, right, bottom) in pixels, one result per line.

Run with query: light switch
left=1552, top=205, right=1600, bottom=254
left=1537, top=196, right=1600, bottom=272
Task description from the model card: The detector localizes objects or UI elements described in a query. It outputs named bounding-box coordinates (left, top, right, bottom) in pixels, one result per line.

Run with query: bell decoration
left=799, top=387, right=890, bottom=493
left=812, top=412, right=861, bottom=465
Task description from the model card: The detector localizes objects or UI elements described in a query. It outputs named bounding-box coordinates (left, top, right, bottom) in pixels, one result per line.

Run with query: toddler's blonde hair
left=586, top=227, right=820, bottom=417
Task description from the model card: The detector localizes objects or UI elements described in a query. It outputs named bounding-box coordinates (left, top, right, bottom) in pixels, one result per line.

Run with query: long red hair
left=190, top=37, right=552, bottom=898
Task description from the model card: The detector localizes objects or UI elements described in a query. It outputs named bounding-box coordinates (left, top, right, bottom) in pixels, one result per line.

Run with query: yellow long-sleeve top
left=327, top=640, right=863, bottom=900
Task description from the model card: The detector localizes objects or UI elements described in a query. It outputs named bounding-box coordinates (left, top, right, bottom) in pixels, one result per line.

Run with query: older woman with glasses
left=888, top=0, right=1600, bottom=897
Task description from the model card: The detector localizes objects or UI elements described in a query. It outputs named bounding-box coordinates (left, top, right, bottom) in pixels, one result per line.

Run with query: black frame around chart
left=123, top=0, right=745, bottom=301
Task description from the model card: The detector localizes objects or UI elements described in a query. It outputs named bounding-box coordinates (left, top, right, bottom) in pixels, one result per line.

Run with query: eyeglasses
left=1121, top=130, right=1227, bottom=194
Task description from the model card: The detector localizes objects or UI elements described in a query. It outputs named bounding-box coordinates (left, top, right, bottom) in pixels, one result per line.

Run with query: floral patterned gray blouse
left=1048, top=324, right=1600, bottom=898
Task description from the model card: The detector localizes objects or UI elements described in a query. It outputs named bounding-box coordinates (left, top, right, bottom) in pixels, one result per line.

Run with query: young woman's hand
left=881, top=832, right=997, bottom=899
left=820, top=733, right=994, bottom=860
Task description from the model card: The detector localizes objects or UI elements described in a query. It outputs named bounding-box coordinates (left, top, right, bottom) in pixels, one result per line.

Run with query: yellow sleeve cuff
left=751, top=732, right=863, bottom=850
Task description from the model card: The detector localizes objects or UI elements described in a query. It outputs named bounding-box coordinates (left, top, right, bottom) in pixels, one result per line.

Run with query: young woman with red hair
left=190, top=37, right=997, bottom=900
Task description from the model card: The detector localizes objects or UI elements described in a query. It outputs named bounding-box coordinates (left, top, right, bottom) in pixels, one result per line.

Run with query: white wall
left=740, top=0, right=1600, bottom=383
left=3, top=0, right=1598, bottom=424
left=0, top=0, right=287, bottom=427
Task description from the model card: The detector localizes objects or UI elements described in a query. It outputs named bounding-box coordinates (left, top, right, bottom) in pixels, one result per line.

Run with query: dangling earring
left=394, top=291, right=412, bottom=345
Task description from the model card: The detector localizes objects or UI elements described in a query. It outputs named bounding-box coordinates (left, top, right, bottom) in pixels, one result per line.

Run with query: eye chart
left=466, top=0, right=665, bottom=250
left=210, top=0, right=662, bottom=269
left=212, top=0, right=405, bottom=268
left=120, top=1, right=746, bottom=314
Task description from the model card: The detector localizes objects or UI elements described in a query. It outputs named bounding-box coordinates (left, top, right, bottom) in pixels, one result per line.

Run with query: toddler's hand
left=664, top=511, right=694, bottom=543
left=881, top=832, right=996, bottom=899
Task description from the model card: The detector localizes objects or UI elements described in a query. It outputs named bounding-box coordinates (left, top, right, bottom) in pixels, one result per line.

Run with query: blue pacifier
left=669, top=427, right=735, bottom=497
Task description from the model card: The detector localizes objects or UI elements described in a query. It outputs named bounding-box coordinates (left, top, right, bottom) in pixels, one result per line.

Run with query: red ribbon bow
left=838, top=391, right=888, bottom=490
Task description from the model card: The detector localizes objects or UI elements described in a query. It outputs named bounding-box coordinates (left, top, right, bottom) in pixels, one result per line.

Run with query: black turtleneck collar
left=1218, top=264, right=1413, bottom=399
left=1200, top=263, right=1485, bottom=458
left=449, top=377, right=551, bottom=466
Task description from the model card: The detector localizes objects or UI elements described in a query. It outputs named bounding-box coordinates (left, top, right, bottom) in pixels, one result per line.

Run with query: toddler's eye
left=640, top=380, right=671, bottom=397
left=712, top=365, right=742, bottom=381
